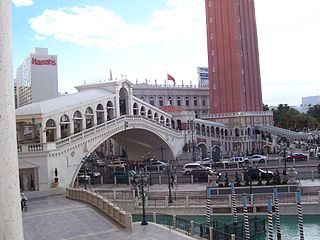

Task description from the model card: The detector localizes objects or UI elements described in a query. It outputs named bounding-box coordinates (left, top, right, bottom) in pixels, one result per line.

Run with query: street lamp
left=148, top=152, right=153, bottom=185
left=280, top=137, right=288, bottom=176
left=165, top=165, right=174, bottom=204
left=190, top=120, right=196, bottom=161
left=132, top=169, right=149, bottom=225
left=124, top=121, right=129, bottom=184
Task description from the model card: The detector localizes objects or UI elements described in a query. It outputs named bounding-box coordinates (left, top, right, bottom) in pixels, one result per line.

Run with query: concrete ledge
left=66, top=188, right=132, bottom=230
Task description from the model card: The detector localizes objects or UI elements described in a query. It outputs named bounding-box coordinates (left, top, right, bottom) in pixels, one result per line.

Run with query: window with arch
left=154, top=112, right=159, bottom=122
left=177, top=119, right=182, bottom=130
left=202, top=97, right=206, bottom=106
left=133, top=102, right=139, bottom=115
left=147, top=109, right=153, bottom=119
left=85, top=107, right=94, bottom=129
left=166, top=118, right=170, bottom=127
left=73, top=110, right=82, bottom=134
left=193, top=97, right=198, bottom=106
left=159, top=97, right=164, bottom=106
left=45, top=119, right=56, bottom=142
left=60, top=114, right=70, bottom=139
left=96, top=104, right=104, bottom=124
left=185, top=97, right=189, bottom=106
left=106, top=101, right=115, bottom=120
left=140, top=106, right=146, bottom=116
left=177, top=97, right=181, bottom=106
left=160, top=115, right=165, bottom=124
left=168, top=96, right=173, bottom=105
left=149, top=97, right=155, bottom=106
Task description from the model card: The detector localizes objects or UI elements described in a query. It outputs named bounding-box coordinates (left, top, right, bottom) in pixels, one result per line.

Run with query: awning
left=255, top=125, right=309, bottom=141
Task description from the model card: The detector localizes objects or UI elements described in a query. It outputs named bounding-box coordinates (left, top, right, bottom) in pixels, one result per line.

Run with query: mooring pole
left=267, top=197, right=274, bottom=240
left=296, top=191, right=304, bottom=240
left=242, top=194, right=250, bottom=240
left=273, top=188, right=281, bottom=240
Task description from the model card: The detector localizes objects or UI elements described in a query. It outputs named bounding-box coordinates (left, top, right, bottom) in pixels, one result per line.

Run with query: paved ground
left=22, top=179, right=320, bottom=239
left=22, top=195, right=195, bottom=240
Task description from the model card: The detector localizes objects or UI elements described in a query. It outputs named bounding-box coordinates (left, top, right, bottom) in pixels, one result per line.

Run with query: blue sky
left=12, top=0, right=320, bottom=106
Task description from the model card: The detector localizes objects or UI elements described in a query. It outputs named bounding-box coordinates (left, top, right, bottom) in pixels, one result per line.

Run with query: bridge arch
left=106, top=100, right=115, bottom=120
left=119, top=87, right=129, bottom=115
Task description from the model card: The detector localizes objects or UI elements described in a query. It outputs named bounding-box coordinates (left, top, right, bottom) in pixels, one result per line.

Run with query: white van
left=223, top=156, right=245, bottom=166
left=183, top=163, right=210, bottom=175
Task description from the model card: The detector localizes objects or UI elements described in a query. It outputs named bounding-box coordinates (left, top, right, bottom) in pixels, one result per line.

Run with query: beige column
left=0, top=1, right=24, bottom=239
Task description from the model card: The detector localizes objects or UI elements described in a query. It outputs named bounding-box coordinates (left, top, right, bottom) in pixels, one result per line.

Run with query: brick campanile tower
left=205, top=0, right=263, bottom=114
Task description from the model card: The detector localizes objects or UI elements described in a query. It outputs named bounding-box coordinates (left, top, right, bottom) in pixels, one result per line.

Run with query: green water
left=180, top=215, right=320, bottom=240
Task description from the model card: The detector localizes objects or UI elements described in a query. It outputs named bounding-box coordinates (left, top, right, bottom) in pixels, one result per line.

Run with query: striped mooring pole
left=296, top=191, right=304, bottom=240
left=242, top=194, right=250, bottom=240
left=273, top=188, right=281, bottom=240
left=206, top=187, right=212, bottom=228
left=267, top=196, right=274, bottom=240
left=231, top=181, right=238, bottom=223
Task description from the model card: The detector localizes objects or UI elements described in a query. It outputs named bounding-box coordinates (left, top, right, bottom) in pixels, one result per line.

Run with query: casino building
left=15, top=47, right=58, bottom=108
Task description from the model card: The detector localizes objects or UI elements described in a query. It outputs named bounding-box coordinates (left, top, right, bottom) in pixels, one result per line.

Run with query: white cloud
left=28, top=1, right=206, bottom=51
left=12, top=0, right=33, bottom=7
left=28, top=1, right=207, bottom=85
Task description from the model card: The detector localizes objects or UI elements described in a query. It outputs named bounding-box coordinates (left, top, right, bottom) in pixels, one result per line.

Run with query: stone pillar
left=0, top=1, right=24, bottom=238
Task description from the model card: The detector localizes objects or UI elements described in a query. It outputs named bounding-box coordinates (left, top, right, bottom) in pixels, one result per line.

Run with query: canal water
left=180, top=215, right=320, bottom=239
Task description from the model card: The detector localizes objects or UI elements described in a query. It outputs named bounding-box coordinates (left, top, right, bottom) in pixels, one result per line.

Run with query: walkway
left=22, top=195, right=194, bottom=240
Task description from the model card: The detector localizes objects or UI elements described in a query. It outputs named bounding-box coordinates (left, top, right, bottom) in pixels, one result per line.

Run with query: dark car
left=286, top=153, right=307, bottom=161
left=190, top=168, right=214, bottom=182
left=244, top=168, right=274, bottom=181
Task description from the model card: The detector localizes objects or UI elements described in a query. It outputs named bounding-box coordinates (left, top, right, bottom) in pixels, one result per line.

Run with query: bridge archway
left=119, top=87, right=129, bottom=115
left=198, top=143, right=207, bottom=159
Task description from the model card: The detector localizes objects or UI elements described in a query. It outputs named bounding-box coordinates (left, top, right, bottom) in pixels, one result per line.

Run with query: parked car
left=244, top=168, right=274, bottom=181
left=87, top=171, right=101, bottom=177
left=223, top=156, right=245, bottom=166
left=77, top=173, right=91, bottom=183
left=183, top=163, right=211, bottom=175
left=93, top=159, right=106, bottom=167
left=108, top=160, right=126, bottom=169
left=248, top=155, right=267, bottom=163
left=148, top=161, right=168, bottom=171
left=196, top=158, right=212, bottom=166
left=286, top=153, right=307, bottom=161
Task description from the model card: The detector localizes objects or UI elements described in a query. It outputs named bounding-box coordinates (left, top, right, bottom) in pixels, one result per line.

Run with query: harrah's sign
left=32, top=57, right=56, bottom=66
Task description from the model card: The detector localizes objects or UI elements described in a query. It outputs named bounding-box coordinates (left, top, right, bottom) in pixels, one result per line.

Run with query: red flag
left=167, top=73, right=175, bottom=83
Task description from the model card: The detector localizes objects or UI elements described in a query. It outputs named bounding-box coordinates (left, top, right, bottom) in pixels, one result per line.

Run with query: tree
left=307, top=104, right=320, bottom=121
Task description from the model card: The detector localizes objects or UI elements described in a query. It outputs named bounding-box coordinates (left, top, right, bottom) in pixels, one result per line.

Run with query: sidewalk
left=23, top=195, right=195, bottom=240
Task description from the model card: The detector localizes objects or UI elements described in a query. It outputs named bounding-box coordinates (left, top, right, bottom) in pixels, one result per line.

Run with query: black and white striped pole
left=273, top=188, right=281, bottom=240
left=267, top=196, right=274, bottom=240
left=296, top=191, right=304, bottom=240
left=242, top=194, right=250, bottom=240
left=206, top=187, right=212, bottom=228
left=231, top=181, right=238, bottom=224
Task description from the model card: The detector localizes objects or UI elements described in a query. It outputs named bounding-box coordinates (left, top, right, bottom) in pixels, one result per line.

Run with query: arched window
left=140, top=106, right=146, bottom=116
left=193, top=97, right=198, bottom=106
left=159, top=97, right=164, bottom=106
left=85, top=107, right=94, bottom=129
left=149, top=97, right=155, bottom=106
left=177, top=97, right=181, bottom=106
left=45, top=119, right=56, bottom=142
left=133, top=102, right=139, bottom=115
left=60, top=114, right=70, bottom=139
left=96, top=104, right=104, bottom=124
left=106, top=101, right=114, bottom=120
left=73, top=111, right=82, bottom=134
left=147, top=109, right=153, bottom=119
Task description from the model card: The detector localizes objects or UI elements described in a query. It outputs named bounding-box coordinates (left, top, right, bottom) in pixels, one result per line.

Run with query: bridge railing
left=18, top=115, right=182, bottom=153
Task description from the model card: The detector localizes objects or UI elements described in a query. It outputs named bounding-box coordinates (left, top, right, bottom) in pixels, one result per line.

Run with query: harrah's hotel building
left=15, top=47, right=58, bottom=108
